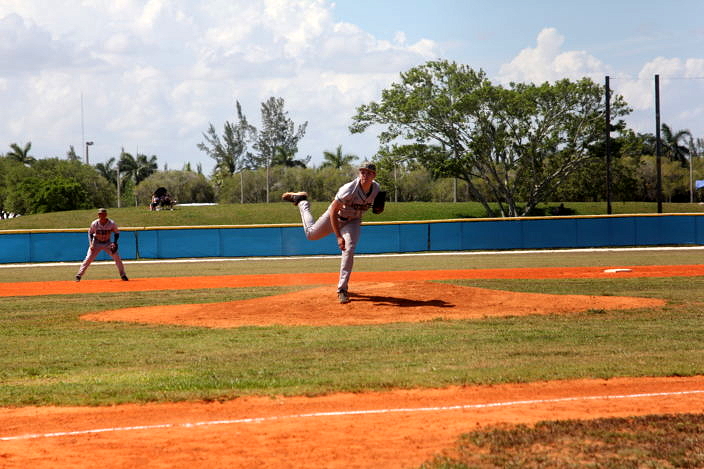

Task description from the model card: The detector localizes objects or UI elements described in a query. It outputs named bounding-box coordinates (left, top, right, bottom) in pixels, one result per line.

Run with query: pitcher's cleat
left=75, top=275, right=81, bottom=282
left=281, top=191, right=308, bottom=206
left=338, top=289, right=350, bottom=304
left=121, top=275, right=129, bottom=281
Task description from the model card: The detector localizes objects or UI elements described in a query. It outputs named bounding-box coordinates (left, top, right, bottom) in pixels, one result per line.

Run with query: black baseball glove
left=372, top=190, right=386, bottom=214
left=110, top=242, right=118, bottom=254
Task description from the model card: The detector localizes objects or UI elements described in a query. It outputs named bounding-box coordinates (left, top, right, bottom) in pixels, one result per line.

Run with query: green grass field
left=1, top=250, right=703, bottom=408
left=2, top=209, right=704, bottom=467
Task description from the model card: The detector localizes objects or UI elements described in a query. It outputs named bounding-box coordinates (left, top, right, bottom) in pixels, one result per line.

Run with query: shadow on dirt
left=350, top=293, right=454, bottom=308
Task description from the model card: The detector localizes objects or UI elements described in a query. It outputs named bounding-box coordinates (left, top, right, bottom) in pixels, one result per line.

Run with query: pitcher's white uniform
left=297, top=177, right=380, bottom=294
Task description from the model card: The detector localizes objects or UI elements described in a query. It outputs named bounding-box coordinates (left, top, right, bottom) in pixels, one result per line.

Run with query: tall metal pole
left=240, top=171, right=244, bottom=204
left=116, top=167, right=121, bottom=208
left=605, top=76, right=612, bottom=215
left=689, top=139, right=695, bottom=203
left=655, top=74, right=663, bottom=213
left=135, top=144, right=139, bottom=207
left=81, top=92, right=85, bottom=164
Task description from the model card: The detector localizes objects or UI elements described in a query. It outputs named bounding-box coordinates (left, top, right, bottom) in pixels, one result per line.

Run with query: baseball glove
left=110, top=242, right=118, bottom=254
left=372, top=190, right=386, bottom=214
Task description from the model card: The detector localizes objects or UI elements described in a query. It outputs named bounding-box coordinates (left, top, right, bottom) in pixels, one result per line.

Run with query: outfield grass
left=3, top=284, right=702, bottom=407
left=0, top=251, right=703, bottom=407
left=2, top=201, right=704, bottom=230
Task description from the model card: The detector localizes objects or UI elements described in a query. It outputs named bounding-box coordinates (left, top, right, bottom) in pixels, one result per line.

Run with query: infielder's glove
left=110, top=242, right=118, bottom=254
left=372, top=190, right=386, bottom=214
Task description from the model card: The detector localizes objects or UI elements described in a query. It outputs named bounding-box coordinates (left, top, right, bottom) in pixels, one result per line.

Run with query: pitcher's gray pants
left=298, top=200, right=360, bottom=293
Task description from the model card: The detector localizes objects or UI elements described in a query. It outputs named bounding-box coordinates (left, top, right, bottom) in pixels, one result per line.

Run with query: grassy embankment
left=2, top=200, right=704, bottom=230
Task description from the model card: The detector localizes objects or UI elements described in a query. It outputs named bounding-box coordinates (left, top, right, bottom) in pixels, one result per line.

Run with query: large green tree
left=1, top=158, right=113, bottom=214
left=252, top=97, right=308, bottom=202
left=350, top=60, right=630, bottom=216
left=0, top=157, right=32, bottom=212
left=23, top=177, right=91, bottom=213
left=198, top=101, right=255, bottom=182
left=197, top=100, right=258, bottom=203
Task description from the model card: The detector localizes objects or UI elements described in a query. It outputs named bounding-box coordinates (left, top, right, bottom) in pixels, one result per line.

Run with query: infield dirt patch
left=81, top=279, right=665, bottom=327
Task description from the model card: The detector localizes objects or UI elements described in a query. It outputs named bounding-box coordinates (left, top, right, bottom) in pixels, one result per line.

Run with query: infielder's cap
left=359, top=161, right=377, bottom=172
left=97, top=208, right=107, bottom=213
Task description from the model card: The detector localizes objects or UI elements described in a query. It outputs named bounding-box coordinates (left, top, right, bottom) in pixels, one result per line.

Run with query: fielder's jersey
left=89, top=218, right=119, bottom=243
left=335, top=178, right=381, bottom=220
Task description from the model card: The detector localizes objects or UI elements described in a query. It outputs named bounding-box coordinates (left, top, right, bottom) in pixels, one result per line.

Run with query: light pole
left=85, top=141, right=94, bottom=165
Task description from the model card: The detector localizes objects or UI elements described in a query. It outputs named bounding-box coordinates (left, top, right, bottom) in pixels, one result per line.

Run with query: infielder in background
left=75, top=208, right=128, bottom=281
left=282, top=162, right=385, bottom=304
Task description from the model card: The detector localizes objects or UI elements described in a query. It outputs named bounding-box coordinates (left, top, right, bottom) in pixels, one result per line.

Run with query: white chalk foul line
left=2, top=389, right=703, bottom=442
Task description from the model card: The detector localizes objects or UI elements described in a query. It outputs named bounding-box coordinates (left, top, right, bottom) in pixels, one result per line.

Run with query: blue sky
left=1, top=0, right=702, bottom=173
left=334, top=0, right=704, bottom=74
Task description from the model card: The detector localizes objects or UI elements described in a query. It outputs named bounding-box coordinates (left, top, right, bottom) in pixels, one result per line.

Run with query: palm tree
left=272, top=146, right=309, bottom=168
left=66, top=145, right=80, bottom=161
left=117, top=151, right=157, bottom=185
left=661, top=124, right=692, bottom=165
left=6, top=142, right=36, bottom=166
left=695, top=137, right=704, bottom=157
left=95, top=157, right=117, bottom=185
left=134, top=153, right=158, bottom=184
left=321, top=145, right=357, bottom=169
left=117, top=150, right=158, bottom=206
left=117, top=150, right=137, bottom=184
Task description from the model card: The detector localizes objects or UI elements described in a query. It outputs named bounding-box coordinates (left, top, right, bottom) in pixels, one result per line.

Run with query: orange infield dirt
left=1, top=265, right=703, bottom=468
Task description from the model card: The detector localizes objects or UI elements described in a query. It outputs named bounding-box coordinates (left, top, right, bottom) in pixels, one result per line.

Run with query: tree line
left=2, top=60, right=703, bottom=217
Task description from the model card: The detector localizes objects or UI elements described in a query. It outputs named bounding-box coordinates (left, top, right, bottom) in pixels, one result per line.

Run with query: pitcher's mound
left=81, top=280, right=665, bottom=328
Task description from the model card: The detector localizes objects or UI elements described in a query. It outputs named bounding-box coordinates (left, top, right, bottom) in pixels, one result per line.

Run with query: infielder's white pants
left=298, top=200, right=361, bottom=293
left=77, top=243, right=127, bottom=278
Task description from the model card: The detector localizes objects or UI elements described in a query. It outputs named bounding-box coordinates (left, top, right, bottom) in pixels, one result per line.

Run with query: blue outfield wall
left=1, top=213, right=704, bottom=264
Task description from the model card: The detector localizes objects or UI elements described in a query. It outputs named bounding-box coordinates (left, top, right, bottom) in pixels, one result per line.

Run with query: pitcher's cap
left=359, top=162, right=376, bottom=172
left=97, top=208, right=107, bottom=213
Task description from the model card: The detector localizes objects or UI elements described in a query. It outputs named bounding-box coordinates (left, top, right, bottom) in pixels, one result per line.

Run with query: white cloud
left=615, top=56, right=704, bottom=130
left=0, top=13, right=94, bottom=75
left=0, top=0, right=437, bottom=170
left=498, top=27, right=609, bottom=84
left=138, top=0, right=168, bottom=30
left=496, top=27, right=704, bottom=137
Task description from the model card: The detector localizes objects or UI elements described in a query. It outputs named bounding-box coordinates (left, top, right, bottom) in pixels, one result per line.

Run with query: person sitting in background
left=149, top=187, right=174, bottom=211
